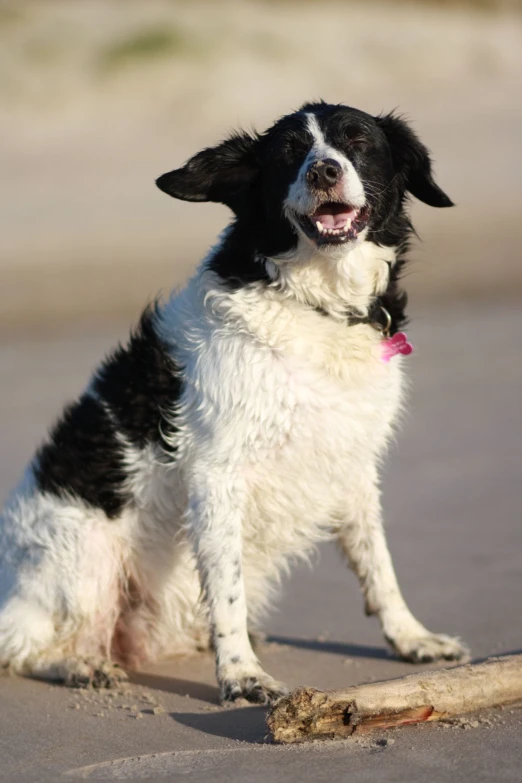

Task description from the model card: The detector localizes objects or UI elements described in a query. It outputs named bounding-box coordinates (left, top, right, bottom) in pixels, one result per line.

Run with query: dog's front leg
left=337, top=468, right=469, bottom=663
left=187, top=467, right=288, bottom=705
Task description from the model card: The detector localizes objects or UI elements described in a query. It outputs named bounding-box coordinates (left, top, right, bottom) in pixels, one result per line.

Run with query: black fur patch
left=207, top=221, right=272, bottom=290
left=34, top=307, right=181, bottom=518
left=93, top=306, right=181, bottom=450
left=34, top=394, right=129, bottom=518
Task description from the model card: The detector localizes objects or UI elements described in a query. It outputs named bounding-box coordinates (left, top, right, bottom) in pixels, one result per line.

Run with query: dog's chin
left=291, top=202, right=370, bottom=251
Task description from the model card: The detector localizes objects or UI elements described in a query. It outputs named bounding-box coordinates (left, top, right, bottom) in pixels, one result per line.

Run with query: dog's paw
left=64, top=658, right=128, bottom=689
left=389, top=632, right=470, bottom=664
left=219, top=672, right=289, bottom=706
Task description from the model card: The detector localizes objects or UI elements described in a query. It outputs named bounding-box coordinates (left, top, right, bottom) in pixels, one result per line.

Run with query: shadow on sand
left=129, top=672, right=220, bottom=703
left=173, top=705, right=269, bottom=743
left=267, top=635, right=391, bottom=659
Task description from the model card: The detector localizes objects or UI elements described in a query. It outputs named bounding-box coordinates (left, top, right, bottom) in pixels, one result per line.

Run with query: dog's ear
left=376, top=113, right=453, bottom=208
left=156, top=131, right=260, bottom=210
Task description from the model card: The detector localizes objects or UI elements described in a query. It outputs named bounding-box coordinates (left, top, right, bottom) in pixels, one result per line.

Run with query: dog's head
left=157, top=101, right=452, bottom=261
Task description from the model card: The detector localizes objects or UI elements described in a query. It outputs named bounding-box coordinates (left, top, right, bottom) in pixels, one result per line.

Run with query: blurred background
left=1, top=0, right=522, bottom=333
left=1, top=2, right=522, bottom=730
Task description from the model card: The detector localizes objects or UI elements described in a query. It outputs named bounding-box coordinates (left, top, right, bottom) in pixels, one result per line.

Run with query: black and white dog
left=0, top=102, right=469, bottom=704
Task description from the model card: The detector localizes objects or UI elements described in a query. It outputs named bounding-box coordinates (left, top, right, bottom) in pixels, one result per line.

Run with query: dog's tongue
left=313, top=203, right=356, bottom=229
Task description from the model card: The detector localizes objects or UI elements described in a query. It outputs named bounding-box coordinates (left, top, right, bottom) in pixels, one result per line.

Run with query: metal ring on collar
left=372, top=306, right=392, bottom=337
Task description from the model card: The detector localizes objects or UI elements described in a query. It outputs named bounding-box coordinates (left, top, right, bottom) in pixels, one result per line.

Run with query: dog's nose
left=306, top=158, right=343, bottom=190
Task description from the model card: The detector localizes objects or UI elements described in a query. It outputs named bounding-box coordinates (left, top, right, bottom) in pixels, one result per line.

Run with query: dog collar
left=365, top=305, right=413, bottom=361
left=314, top=300, right=392, bottom=333
left=315, top=302, right=413, bottom=360
left=347, top=302, right=393, bottom=336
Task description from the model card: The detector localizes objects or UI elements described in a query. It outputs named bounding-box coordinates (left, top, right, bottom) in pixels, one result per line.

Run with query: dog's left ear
left=376, top=113, right=453, bottom=208
left=156, top=131, right=260, bottom=210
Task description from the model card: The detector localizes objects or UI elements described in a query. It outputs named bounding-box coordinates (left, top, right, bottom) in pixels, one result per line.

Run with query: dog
left=0, top=101, right=469, bottom=704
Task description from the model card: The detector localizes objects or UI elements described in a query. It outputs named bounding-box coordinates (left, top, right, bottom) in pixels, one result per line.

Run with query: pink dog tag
left=382, top=332, right=413, bottom=362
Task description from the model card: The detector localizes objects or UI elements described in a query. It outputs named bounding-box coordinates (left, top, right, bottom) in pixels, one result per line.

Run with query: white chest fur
left=158, top=270, right=404, bottom=563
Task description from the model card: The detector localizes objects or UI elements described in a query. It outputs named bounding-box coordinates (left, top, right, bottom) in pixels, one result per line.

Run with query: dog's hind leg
left=112, top=537, right=210, bottom=668
left=0, top=489, right=127, bottom=687
left=28, top=655, right=128, bottom=688
left=0, top=586, right=127, bottom=689
left=0, top=594, right=56, bottom=673
left=336, top=467, right=470, bottom=663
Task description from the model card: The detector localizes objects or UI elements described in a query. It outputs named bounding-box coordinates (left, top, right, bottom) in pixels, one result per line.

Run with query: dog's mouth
left=294, top=202, right=370, bottom=246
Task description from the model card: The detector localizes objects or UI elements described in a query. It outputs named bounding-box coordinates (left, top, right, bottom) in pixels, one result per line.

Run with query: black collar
left=315, top=299, right=392, bottom=337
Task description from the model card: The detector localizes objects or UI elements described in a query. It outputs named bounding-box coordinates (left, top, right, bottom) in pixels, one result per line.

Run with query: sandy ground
left=1, top=0, right=522, bottom=332
left=0, top=301, right=521, bottom=781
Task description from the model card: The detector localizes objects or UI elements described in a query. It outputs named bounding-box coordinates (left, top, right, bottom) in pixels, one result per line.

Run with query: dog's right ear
left=156, top=131, right=260, bottom=210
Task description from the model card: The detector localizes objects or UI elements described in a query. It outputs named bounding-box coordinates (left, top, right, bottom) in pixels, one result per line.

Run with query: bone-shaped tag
left=382, top=332, right=413, bottom=362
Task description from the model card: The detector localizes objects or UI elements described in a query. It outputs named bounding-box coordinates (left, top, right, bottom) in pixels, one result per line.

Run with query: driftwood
left=267, top=655, right=522, bottom=743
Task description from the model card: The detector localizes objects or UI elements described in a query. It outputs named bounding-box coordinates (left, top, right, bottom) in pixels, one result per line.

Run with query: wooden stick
left=267, top=655, right=522, bottom=743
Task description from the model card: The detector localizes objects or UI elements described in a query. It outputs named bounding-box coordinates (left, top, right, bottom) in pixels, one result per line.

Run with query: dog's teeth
left=316, top=220, right=323, bottom=232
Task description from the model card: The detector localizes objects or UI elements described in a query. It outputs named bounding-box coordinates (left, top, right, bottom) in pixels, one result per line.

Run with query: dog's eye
left=347, top=136, right=369, bottom=149
left=284, top=138, right=311, bottom=160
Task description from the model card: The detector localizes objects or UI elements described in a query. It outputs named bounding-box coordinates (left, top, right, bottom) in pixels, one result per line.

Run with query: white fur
left=265, top=237, right=395, bottom=319
left=284, top=113, right=366, bottom=260
left=0, top=213, right=467, bottom=699
left=286, top=114, right=366, bottom=215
